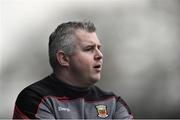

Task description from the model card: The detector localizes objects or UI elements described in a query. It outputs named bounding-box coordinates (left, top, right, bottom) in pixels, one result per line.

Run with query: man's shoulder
left=17, top=75, right=53, bottom=100
left=13, top=75, right=54, bottom=118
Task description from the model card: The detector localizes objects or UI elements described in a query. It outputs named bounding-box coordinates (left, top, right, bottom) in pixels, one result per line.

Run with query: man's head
left=49, top=21, right=103, bottom=87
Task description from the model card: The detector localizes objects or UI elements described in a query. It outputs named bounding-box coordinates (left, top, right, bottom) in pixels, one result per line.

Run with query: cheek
left=72, top=54, right=93, bottom=69
left=77, top=57, right=92, bottom=67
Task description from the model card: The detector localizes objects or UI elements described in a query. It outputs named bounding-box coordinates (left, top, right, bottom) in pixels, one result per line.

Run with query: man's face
left=68, top=30, right=103, bottom=87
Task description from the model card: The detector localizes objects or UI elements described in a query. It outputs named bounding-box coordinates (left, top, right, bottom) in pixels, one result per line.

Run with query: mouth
left=93, top=64, right=102, bottom=72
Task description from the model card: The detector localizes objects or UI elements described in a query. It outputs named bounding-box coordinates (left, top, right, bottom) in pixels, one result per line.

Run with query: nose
left=94, top=48, right=103, bottom=60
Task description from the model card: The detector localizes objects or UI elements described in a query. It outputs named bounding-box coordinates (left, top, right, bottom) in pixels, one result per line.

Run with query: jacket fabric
left=13, top=74, right=133, bottom=119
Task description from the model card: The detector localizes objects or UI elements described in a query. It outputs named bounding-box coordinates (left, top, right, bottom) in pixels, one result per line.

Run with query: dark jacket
left=13, top=74, right=133, bottom=119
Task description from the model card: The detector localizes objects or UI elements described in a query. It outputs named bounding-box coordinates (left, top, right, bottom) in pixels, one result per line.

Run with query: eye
left=84, top=46, right=94, bottom=51
left=84, top=47, right=93, bottom=51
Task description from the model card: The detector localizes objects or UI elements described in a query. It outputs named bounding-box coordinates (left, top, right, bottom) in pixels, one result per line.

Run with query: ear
left=56, top=51, right=70, bottom=67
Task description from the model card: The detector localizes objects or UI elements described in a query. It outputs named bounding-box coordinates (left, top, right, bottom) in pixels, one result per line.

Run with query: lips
left=94, top=65, right=101, bottom=68
left=93, top=64, right=102, bottom=72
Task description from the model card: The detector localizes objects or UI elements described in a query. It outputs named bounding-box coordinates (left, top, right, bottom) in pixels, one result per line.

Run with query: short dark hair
left=49, top=21, right=96, bottom=71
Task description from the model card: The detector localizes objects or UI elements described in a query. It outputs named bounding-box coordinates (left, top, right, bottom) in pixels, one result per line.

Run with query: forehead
left=74, top=30, right=101, bottom=45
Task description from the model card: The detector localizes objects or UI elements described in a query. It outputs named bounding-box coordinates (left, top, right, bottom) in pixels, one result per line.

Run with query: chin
left=85, top=77, right=100, bottom=87
left=91, top=76, right=101, bottom=83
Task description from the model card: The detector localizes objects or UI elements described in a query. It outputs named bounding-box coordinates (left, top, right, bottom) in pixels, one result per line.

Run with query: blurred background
left=1, top=0, right=180, bottom=118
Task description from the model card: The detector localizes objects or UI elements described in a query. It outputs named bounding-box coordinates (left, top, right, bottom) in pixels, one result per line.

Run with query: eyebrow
left=82, top=42, right=102, bottom=46
left=86, top=44, right=101, bottom=46
left=83, top=44, right=102, bottom=49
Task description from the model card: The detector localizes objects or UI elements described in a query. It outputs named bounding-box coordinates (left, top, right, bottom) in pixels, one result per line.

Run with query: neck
left=54, top=70, right=90, bottom=88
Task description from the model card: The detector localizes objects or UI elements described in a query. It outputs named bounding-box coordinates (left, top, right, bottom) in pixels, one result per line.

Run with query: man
left=13, top=21, right=133, bottom=119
